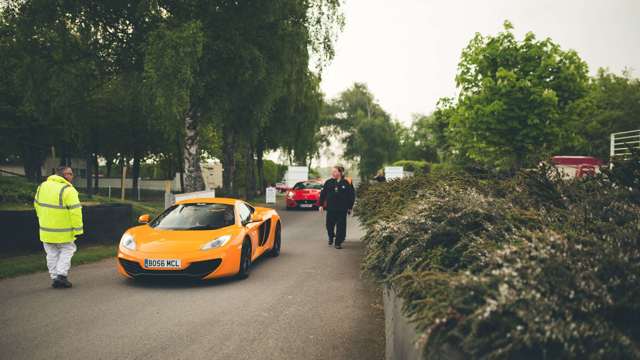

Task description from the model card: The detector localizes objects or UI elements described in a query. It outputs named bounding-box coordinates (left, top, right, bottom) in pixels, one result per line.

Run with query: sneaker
left=334, top=244, right=342, bottom=249
left=53, top=275, right=72, bottom=288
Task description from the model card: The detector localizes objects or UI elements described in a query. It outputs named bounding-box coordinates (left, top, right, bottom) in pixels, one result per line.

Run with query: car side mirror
left=251, top=213, right=263, bottom=223
left=138, top=214, right=151, bottom=224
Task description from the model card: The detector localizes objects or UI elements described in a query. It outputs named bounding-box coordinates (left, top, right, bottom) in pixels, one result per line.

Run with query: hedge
left=392, top=160, right=430, bottom=174
left=356, top=155, right=640, bottom=359
left=0, top=176, right=37, bottom=204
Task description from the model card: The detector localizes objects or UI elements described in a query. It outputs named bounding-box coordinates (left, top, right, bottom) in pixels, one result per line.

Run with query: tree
left=398, top=114, right=439, bottom=163
left=448, top=21, right=590, bottom=171
left=573, top=69, right=640, bottom=160
left=326, top=83, right=400, bottom=181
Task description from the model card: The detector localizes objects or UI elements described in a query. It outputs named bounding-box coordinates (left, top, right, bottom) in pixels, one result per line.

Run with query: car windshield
left=150, top=203, right=235, bottom=230
left=293, top=182, right=323, bottom=190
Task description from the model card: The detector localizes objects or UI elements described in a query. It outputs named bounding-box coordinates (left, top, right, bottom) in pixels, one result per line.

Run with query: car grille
left=296, top=200, right=317, bottom=205
left=119, top=258, right=222, bottom=279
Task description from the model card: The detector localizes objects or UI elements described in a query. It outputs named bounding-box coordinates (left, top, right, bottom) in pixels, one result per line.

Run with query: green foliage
left=572, top=69, right=640, bottom=160
left=356, top=154, right=640, bottom=358
left=326, top=83, right=400, bottom=181
left=262, top=160, right=287, bottom=186
left=398, top=114, right=439, bottom=163
left=392, top=160, right=430, bottom=174
left=0, top=176, right=37, bottom=204
left=447, top=22, right=590, bottom=171
left=144, top=20, right=204, bottom=129
left=0, top=245, right=116, bottom=278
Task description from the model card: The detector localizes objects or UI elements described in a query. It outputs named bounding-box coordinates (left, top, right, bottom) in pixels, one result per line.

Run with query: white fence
left=610, top=129, right=640, bottom=158
left=73, top=177, right=182, bottom=191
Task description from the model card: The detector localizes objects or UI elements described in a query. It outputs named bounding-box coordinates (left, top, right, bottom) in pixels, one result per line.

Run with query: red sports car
left=286, top=181, right=323, bottom=210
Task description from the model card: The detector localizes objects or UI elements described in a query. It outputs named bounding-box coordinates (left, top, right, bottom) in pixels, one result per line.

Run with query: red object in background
left=576, top=164, right=597, bottom=177
left=286, top=180, right=323, bottom=210
left=551, top=156, right=603, bottom=166
left=551, top=156, right=603, bottom=178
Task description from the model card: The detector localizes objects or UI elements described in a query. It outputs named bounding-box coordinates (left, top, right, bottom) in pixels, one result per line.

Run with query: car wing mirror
left=138, top=214, right=151, bottom=224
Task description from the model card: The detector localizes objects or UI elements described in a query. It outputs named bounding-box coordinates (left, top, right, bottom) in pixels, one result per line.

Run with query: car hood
left=127, top=225, right=239, bottom=254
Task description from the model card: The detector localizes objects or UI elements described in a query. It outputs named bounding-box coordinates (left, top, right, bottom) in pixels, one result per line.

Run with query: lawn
left=0, top=244, right=116, bottom=279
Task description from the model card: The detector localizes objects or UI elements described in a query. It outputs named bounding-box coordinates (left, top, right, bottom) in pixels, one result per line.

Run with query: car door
left=237, top=202, right=260, bottom=258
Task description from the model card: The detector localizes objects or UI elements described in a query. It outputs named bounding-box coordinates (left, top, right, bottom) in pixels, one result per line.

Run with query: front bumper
left=117, top=246, right=241, bottom=280
left=286, top=198, right=319, bottom=208
left=118, top=258, right=222, bottom=278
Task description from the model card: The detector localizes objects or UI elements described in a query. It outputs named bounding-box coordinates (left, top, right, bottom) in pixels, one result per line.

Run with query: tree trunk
left=183, top=108, right=204, bottom=192
left=256, top=143, right=266, bottom=190
left=222, top=129, right=236, bottom=195
left=105, top=156, right=113, bottom=178
left=85, top=152, right=93, bottom=198
left=93, top=153, right=99, bottom=193
left=21, top=140, right=44, bottom=183
left=132, top=153, right=141, bottom=197
left=244, top=141, right=255, bottom=200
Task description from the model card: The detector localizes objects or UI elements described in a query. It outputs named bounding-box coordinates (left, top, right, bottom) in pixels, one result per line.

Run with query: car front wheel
left=237, top=239, right=251, bottom=279
left=270, top=223, right=281, bottom=257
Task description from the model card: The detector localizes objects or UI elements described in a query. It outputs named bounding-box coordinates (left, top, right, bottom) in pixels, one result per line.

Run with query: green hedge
left=356, top=156, right=640, bottom=359
left=0, top=176, right=37, bottom=204
left=392, top=160, right=430, bottom=174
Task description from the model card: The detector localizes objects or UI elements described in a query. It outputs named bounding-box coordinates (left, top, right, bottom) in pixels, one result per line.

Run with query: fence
left=610, top=129, right=640, bottom=158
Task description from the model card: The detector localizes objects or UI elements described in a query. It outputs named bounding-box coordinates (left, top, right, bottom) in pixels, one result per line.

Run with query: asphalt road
left=0, top=206, right=384, bottom=360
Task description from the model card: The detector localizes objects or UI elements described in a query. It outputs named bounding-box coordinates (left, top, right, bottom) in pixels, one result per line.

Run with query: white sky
left=320, top=0, right=640, bottom=125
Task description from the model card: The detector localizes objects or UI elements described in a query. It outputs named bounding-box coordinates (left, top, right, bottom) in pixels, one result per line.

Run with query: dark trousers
left=326, top=210, right=347, bottom=244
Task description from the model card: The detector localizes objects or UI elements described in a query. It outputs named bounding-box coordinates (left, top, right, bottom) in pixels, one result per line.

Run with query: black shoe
left=334, top=244, right=342, bottom=249
left=53, top=275, right=72, bottom=288
left=328, top=239, right=333, bottom=246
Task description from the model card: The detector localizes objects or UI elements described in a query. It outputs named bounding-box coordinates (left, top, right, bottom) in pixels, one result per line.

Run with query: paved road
left=0, top=206, right=384, bottom=360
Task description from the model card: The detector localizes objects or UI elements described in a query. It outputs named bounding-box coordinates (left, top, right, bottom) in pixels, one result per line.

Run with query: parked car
left=286, top=180, right=323, bottom=210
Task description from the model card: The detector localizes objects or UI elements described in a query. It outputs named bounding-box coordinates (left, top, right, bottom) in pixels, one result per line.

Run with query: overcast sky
left=320, top=0, right=640, bottom=125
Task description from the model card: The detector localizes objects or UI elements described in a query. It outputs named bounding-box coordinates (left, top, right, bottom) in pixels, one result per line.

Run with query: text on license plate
left=144, top=259, right=181, bottom=269
left=300, top=204, right=313, bottom=208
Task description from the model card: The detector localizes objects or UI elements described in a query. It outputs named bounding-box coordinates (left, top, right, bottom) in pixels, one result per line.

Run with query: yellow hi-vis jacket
left=34, top=175, right=83, bottom=243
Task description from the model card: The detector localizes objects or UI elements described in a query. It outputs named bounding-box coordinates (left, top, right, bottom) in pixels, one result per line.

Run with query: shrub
left=392, top=160, right=430, bottom=174
left=0, top=176, right=37, bottom=204
left=357, top=156, right=640, bottom=359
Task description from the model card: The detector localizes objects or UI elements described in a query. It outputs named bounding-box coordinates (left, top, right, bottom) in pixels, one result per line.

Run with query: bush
left=356, top=156, right=640, bottom=359
left=392, top=160, right=430, bottom=174
left=0, top=176, right=37, bottom=204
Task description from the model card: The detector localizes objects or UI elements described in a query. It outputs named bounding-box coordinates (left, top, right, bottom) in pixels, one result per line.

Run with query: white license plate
left=300, top=204, right=313, bottom=208
left=144, top=259, right=181, bottom=269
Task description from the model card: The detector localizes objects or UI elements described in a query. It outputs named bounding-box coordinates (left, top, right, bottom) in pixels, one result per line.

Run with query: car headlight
left=120, top=233, right=136, bottom=251
left=202, top=235, right=232, bottom=250
left=287, top=191, right=294, bottom=198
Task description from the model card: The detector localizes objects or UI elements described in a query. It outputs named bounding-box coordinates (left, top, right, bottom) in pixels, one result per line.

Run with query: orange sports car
left=117, top=197, right=281, bottom=280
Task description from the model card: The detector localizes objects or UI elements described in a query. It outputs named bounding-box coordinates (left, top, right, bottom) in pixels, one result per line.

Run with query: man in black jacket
left=318, top=165, right=355, bottom=249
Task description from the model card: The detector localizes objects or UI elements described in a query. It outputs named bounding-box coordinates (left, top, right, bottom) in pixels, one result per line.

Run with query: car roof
left=176, top=197, right=238, bottom=205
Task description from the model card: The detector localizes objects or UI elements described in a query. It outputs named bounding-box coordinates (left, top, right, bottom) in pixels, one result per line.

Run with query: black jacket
left=319, top=178, right=355, bottom=212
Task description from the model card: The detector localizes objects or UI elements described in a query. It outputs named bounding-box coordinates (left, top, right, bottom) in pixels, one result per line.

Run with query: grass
left=0, top=244, right=116, bottom=279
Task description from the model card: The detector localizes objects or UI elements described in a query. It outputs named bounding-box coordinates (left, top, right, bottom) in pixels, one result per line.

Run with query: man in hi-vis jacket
left=318, top=165, right=355, bottom=249
left=34, top=166, right=83, bottom=288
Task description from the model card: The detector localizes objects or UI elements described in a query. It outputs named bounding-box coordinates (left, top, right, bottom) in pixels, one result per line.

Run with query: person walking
left=34, top=166, right=83, bottom=288
left=318, top=165, right=355, bottom=249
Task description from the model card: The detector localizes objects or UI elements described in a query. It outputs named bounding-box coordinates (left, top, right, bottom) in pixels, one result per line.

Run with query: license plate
left=144, top=259, right=181, bottom=269
left=300, top=204, right=313, bottom=208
